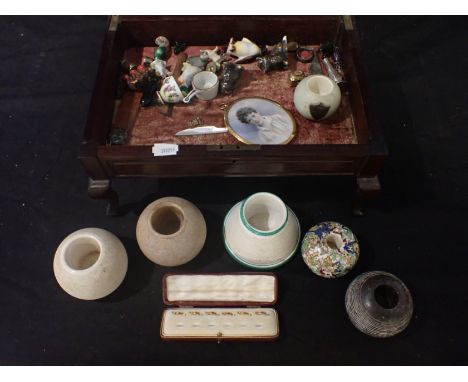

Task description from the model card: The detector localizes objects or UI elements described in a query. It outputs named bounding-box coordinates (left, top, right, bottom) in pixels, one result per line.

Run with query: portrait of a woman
left=226, top=98, right=295, bottom=144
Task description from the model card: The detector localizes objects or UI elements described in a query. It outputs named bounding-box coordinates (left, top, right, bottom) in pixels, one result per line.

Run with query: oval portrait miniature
left=224, top=97, right=296, bottom=145
left=301, top=221, right=359, bottom=278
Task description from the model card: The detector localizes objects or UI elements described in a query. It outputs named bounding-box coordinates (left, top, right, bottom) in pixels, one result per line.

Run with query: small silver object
left=175, top=126, right=228, bottom=136
left=322, top=57, right=347, bottom=89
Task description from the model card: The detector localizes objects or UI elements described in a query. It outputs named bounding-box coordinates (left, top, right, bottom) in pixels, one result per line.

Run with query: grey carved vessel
left=345, top=271, right=413, bottom=338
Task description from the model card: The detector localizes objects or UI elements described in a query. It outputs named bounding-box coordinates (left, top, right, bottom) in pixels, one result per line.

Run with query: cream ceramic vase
left=223, top=192, right=301, bottom=269
left=53, top=228, right=128, bottom=300
left=293, top=74, right=341, bottom=120
left=136, top=197, right=207, bottom=267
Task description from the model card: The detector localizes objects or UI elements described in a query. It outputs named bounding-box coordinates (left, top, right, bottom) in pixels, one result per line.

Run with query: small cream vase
left=136, top=197, right=207, bottom=267
left=53, top=228, right=128, bottom=300
left=293, top=74, right=341, bottom=121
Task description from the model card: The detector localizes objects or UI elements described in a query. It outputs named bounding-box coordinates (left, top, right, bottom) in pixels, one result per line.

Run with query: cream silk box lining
left=165, top=274, right=276, bottom=303
left=161, top=308, right=279, bottom=338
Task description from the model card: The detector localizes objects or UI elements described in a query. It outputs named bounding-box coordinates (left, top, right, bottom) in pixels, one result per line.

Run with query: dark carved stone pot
left=345, top=271, right=413, bottom=338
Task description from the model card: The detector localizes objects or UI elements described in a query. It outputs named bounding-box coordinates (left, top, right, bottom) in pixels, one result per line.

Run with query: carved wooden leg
left=352, top=177, right=381, bottom=216
left=88, top=179, right=119, bottom=216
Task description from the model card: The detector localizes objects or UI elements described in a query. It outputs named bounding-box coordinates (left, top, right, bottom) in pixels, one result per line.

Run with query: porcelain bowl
left=223, top=192, right=301, bottom=269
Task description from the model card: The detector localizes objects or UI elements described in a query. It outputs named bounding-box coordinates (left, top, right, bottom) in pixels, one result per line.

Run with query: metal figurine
left=219, top=62, right=243, bottom=95
left=271, top=37, right=298, bottom=55
left=257, top=54, right=288, bottom=73
left=257, top=36, right=288, bottom=74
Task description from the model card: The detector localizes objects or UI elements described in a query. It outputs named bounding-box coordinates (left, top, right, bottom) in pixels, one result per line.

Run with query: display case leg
left=88, top=179, right=119, bottom=216
left=352, top=176, right=381, bottom=216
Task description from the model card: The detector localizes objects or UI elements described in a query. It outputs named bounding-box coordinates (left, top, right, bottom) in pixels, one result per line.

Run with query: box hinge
left=109, top=16, right=120, bottom=32
left=342, top=16, right=354, bottom=30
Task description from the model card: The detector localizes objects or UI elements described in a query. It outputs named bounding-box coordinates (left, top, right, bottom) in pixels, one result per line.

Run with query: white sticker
left=152, top=144, right=179, bottom=156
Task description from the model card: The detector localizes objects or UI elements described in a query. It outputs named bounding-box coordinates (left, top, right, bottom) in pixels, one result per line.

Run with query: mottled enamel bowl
left=223, top=192, right=301, bottom=269
left=301, top=221, right=359, bottom=278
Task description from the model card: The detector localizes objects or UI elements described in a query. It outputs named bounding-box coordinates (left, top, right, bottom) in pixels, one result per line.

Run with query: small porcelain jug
left=157, top=76, right=184, bottom=104
left=293, top=74, right=341, bottom=121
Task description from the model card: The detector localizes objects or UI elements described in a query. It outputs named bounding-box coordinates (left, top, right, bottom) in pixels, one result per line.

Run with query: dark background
left=0, top=16, right=467, bottom=365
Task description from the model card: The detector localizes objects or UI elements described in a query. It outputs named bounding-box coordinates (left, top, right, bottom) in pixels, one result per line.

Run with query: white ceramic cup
left=183, top=71, right=219, bottom=103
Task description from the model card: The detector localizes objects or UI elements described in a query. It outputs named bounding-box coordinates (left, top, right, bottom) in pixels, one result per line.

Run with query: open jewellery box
left=160, top=273, right=279, bottom=341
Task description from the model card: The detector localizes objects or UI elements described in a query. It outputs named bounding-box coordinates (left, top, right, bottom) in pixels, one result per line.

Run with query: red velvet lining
left=120, top=46, right=357, bottom=145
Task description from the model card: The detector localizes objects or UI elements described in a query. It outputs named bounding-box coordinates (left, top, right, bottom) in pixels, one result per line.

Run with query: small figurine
left=226, top=37, right=261, bottom=63
left=205, top=61, right=217, bottom=73
left=173, top=41, right=187, bottom=54
left=319, top=41, right=335, bottom=57
left=256, top=53, right=288, bottom=73
left=124, top=65, right=148, bottom=91
left=219, top=62, right=243, bottom=95
left=120, top=59, right=138, bottom=74
left=154, top=36, right=170, bottom=60
left=177, top=62, right=202, bottom=88
left=140, top=69, right=162, bottom=107
left=142, top=56, right=153, bottom=67
left=186, top=55, right=209, bottom=69
left=256, top=36, right=288, bottom=74
left=199, top=47, right=225, bottom=69
left=270, top=36, right=289, bottom=56
left=150, top=58, right=171, bottom=78
left=108, top=128, right=128, bottom=145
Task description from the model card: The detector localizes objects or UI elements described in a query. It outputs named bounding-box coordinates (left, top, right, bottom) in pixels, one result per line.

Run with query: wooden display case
left=79, top=16, right=387, bottom=215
